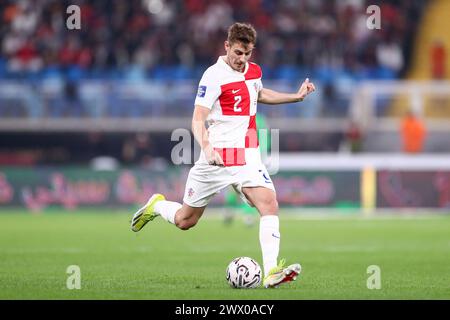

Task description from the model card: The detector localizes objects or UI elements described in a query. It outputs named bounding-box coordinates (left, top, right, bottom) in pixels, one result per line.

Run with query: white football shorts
left=183, top=154, right=275, bottom=208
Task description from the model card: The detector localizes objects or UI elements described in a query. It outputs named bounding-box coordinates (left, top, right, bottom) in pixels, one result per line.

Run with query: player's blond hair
left=227, top=22, right=257, bottom=47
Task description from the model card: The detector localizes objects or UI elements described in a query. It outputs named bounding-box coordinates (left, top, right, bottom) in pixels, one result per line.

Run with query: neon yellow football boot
left=131, top=194, right=165, bottom=232
left=263, top=258, right=301, bottom=288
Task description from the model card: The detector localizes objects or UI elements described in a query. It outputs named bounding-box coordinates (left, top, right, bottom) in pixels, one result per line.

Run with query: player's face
left=225, top=41, right=254, bottom=72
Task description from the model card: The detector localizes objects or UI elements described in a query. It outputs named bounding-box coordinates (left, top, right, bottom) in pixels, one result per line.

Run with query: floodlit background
left=0, top=0, right=449, bottom=300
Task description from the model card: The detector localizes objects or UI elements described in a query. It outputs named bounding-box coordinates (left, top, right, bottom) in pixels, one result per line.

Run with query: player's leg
left=131, top=164, right=228, bottom=232
left=242, top=186, right=301, bottom=288
left=241, top=186, right=280, bottom=275
left=131, top=194, right=206, bottom=231
left=173, top=203, right=206, bottom=230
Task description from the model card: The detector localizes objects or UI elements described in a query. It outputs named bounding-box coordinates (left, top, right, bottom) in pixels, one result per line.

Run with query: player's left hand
left=297, top=78, right=316, bottom=101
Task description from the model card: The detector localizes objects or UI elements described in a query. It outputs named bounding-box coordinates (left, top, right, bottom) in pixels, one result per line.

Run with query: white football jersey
left=194, top=56, right=263, bottom=166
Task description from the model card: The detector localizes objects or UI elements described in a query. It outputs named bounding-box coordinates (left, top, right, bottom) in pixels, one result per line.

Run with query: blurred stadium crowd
left=1, top=0, right=424, bottom=81
left=0, top=0, right=439, bottom=166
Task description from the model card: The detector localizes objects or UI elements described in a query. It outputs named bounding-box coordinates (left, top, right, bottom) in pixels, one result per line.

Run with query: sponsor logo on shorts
left=259, top=169, right=272, bottom=184
left=187, top=187, right=195, bottom=198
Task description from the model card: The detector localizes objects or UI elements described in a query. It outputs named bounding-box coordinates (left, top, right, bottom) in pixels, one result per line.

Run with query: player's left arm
left=258, top=78, right=316, bottom=105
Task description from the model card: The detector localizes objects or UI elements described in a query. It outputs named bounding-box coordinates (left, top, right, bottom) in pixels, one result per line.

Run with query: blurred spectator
left=430, top=39, right=446, bottom=80
left=344, top=120, right=363, bottom=153
left=63, top=79, right=83, bottom=117
left=85, top=132, right=104, bottom=160
left=122, top=133, right=153, bottom=165
left=400, top=111, right=426, bottom=154
left=8, top=39, right=43, bottom=72
left=376, top=33, right=404, bottom=75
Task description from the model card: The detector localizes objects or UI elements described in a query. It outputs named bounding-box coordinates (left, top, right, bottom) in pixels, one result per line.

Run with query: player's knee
left=175, top=219, right=189, bottom=230
left=176, top=218, right=197, bottom=230
left=263, top=197, right=279, bottom=214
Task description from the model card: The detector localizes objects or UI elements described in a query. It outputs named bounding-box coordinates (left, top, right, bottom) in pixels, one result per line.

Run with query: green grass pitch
left=0, top=209, right=449, bottom=299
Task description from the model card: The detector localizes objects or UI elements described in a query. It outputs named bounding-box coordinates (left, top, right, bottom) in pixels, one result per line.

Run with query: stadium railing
left=0, top=80, right=449, bottom=152
left=351, top=80, right=450, bottom=130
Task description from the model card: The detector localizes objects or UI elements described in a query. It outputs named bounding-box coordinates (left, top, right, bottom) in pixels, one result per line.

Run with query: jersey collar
left=218, top=56, right=249, bottom=75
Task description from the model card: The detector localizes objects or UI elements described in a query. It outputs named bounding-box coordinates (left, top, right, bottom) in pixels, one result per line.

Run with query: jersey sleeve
left=194, top=69, right=221, bottom=109
left=257, top=78, right=263, bottom=92
left=258, top=65, right=263, bottom=92
left=247, top=63, right=263, bottom=92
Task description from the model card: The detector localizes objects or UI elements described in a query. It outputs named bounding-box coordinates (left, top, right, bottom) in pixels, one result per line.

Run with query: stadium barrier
left=0, top=80, right=323, bottom=122
left=278, top=153, right=450, bottom=213
left=0, top=154, right=449, bottom=212
left=350, top=80, right=450, bottom=131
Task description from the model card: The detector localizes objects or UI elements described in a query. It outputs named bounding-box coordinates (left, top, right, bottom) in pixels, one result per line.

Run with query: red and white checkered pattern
left=194, top=56, right=263, bottom=166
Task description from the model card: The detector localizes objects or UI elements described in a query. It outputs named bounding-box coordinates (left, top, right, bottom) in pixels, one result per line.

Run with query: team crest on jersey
left=197, top=85, right=207, bottom=98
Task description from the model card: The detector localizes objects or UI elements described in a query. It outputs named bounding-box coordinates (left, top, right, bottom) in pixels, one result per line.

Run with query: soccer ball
left=226, top=257, right=262, bottom=288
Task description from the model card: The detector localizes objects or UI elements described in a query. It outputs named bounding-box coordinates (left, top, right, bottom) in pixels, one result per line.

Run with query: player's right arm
left=192, top=105, right=224, bottom=166
left=193, top=68, right=224, bottom=166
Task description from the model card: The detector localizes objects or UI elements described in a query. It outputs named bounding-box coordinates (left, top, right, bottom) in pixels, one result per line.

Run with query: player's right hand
left=204, top=145, right=224, bottom=166
left=297, top=78, right=316, bottom=100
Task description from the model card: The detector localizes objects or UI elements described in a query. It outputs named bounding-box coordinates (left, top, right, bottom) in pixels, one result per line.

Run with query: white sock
left=259, top=215, right=280, bottom=277
left=154, top=200, right=182, bottom=224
